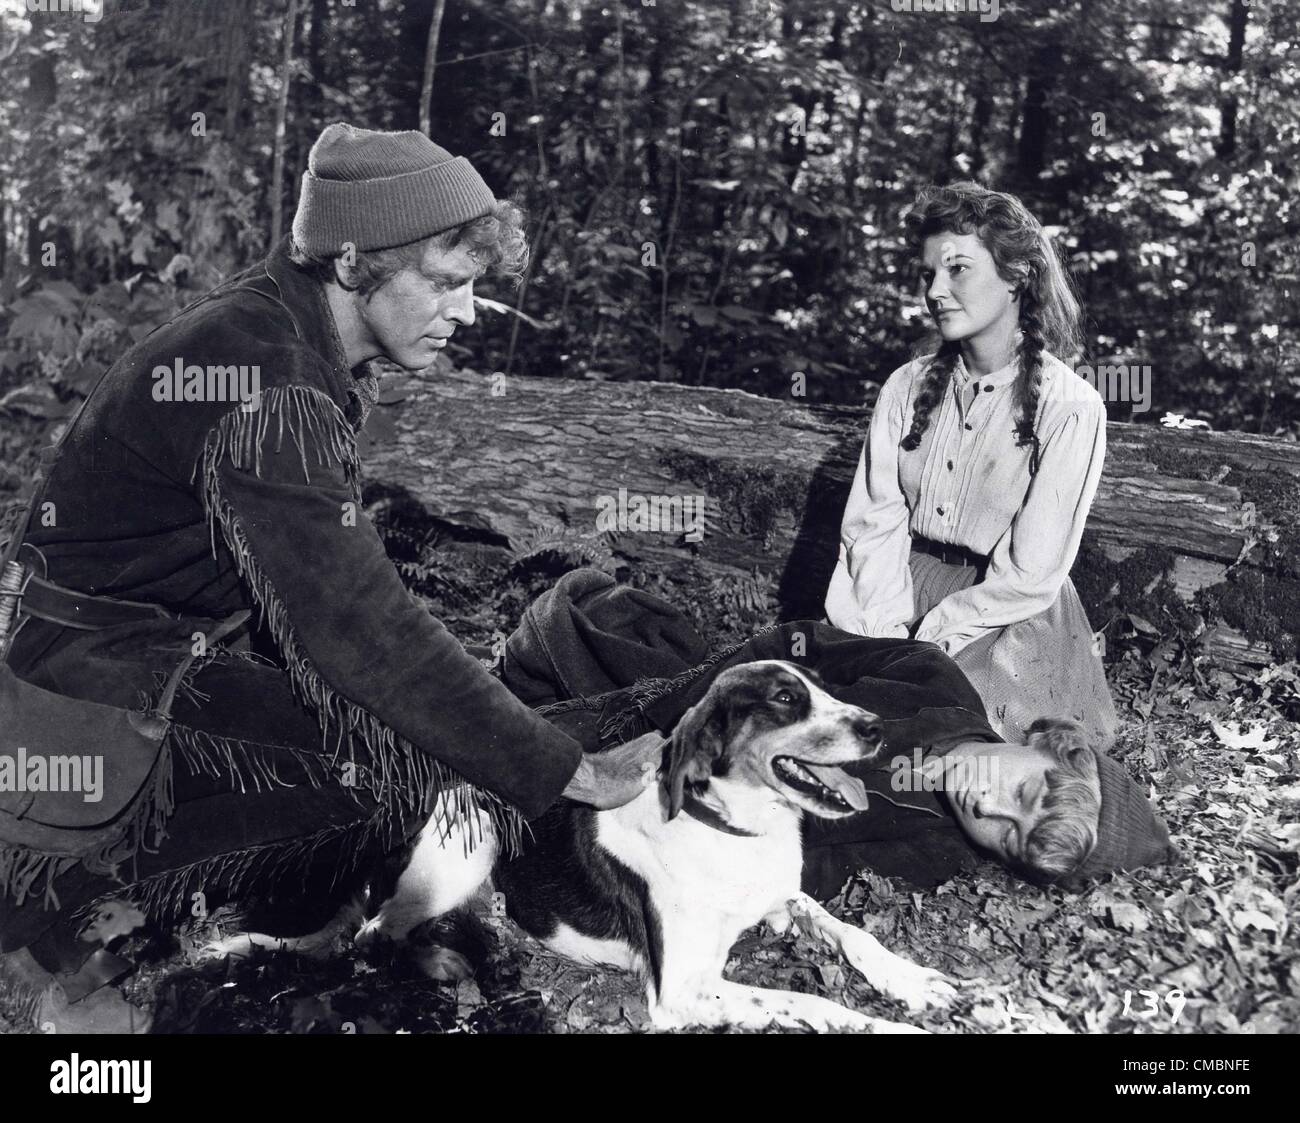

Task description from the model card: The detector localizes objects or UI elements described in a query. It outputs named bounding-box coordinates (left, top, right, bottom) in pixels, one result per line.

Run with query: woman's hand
left=561, top=731, right=665, bottom=810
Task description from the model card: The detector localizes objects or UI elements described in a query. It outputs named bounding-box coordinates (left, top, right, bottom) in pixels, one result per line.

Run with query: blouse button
left=936, top=505, right=945, bottom=516
left=984, top=384, right=994, bottom=393
left=947, top=460, right=954, bottom=470
left=964, top=422, right=973, bottom=430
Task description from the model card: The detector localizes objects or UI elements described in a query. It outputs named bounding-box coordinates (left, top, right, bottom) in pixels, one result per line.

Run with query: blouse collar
left=952, top=332, right=1027, bottom=389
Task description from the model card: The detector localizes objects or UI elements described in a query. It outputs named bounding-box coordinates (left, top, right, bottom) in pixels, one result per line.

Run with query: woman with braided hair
left=825, top=181, right=1117, bottom=750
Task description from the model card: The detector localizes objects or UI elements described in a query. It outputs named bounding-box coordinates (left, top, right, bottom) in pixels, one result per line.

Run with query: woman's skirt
left=907, top=548, right=1118, bottom=750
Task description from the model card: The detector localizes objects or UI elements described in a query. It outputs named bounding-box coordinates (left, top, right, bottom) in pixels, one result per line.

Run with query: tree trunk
left=969, top=84, right=992, bottom=180
left=362, top=372, right=1300, bottom=672
left=1015, top=44, right=1056, bottom=189
left=645, top=0, right=667, bottom=198
left=418, top=0, right=449, bottom=137
left=269, top=0, right=301, bottom=249
left=305, top=0, right=329, bottom=129
left=1217, top=0, right=1249, bottom=161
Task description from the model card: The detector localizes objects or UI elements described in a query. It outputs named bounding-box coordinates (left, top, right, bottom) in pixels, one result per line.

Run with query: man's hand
left=562, top=731, right=665, bottom=810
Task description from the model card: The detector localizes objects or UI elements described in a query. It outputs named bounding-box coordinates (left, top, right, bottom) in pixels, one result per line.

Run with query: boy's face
left=927, top=740, right=1068, bottom=866
left=354, top=241, right=481, bottom=371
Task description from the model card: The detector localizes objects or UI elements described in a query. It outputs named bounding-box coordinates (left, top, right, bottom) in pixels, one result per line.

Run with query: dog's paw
left=836, top=928, right=955, bottom=1011
left=353, top=916, right=389, bottom=952
left=875, top=962, right=957, bottom=1012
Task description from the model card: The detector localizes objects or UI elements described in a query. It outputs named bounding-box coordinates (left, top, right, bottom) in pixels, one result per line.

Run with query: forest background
left=0, top=0, right=1295, bottom=432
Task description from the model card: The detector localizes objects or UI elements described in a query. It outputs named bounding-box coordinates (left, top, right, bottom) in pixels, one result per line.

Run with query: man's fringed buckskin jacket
left=7, top=239, right=584, bottom=869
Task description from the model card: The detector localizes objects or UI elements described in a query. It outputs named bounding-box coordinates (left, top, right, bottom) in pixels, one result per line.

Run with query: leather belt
left=911, top=535, right=987, bottom=571
left=19, top=573, right=176, bottom=630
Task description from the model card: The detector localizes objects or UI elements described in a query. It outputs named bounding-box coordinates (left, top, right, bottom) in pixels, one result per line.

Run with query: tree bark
left=269, top=0, right=301, bottom=249
left=362, top=372, right=1300, bottom=672
left=306, top=0, right=329, bottom=128
left=418, top=0, right=449, bottom=137
left=969, top=84, right=992, bottom=180
left=1014, top=44, right=1056, bottom=189
left=1217, top=0, right=1249, bottom=161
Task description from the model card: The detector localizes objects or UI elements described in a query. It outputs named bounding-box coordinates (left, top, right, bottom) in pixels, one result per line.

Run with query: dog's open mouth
left=773, top=757, right=872, bottom=813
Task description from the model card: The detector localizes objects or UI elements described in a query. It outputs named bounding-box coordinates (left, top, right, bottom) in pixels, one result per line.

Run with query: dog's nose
left=851, top=714, right=882, bottom=747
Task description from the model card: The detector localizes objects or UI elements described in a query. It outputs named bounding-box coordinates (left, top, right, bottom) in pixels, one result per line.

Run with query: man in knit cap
left=0, top=124, right=663, bottom=1031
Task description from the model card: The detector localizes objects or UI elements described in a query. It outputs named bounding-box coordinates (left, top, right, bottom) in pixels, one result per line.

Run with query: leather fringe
left=0, top=848, right=78, bottom=911
left=0, top=745, right=174, bottom=910
left=169, top=724, right=335, bottom=795
left=193, top=385, right=525, bottom=859
left=74, top=815, right=380, bottom=930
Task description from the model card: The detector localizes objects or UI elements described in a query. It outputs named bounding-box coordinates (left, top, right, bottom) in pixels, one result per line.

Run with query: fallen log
left=362, top=368, right=1300, bottom=672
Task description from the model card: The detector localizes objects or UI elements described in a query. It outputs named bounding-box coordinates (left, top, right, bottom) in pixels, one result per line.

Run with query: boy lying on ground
left=500, top=569, right=1174, bottom=904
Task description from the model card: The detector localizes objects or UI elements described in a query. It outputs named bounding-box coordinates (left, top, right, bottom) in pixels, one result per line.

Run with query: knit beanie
left=292, top=123, right=497, bottom=255
left=1072, top=753, right=1174, bottom=881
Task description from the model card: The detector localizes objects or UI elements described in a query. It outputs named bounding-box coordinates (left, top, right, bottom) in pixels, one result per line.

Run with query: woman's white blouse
left=824, top=349, right=1106, bottom=656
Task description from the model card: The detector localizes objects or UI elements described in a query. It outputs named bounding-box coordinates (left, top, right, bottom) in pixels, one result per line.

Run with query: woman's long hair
left=899, top=182, right=1083, bottom=475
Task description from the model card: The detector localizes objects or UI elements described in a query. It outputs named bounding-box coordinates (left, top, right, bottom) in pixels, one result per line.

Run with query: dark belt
left=18, top=573, right=176, bottom=630
left=911, top=535, right=987, bottom=571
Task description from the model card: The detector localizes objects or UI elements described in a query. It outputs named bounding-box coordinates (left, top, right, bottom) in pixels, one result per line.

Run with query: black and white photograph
left=0, top=0, right=1294, bottom=1085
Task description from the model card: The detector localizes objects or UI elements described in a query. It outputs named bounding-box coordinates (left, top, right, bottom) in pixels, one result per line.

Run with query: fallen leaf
left=968, top=1003, right=1005, bottom=1029
left=1232, top=909, right=1279, bottom=934
left=817, top=963, right=845, bottom=990
left=1210, top=719, right=1279, bottom=753
left=1106, top=902, right=1151, bottom=934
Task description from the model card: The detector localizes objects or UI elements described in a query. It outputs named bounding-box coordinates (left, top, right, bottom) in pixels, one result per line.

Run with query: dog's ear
left=664, top=687, right=730, bottom=820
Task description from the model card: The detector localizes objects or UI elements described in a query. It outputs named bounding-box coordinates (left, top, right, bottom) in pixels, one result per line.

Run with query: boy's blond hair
left=1019, top=718, right=1101, bottom=881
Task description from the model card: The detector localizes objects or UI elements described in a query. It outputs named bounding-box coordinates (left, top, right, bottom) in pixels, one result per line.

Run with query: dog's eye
left=772, top=690, right=795, bottom=704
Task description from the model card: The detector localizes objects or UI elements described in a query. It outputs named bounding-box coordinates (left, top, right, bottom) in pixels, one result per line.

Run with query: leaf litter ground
left=0, top=432, right=1297, bottom=1034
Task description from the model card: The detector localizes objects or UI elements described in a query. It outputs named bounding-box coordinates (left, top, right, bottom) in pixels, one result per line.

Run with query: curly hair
left=900, top=182, right=1083, bottom=475
left=1015, top=717, right=1101, bottom=883
left=290, top=198, right=529, bottom=298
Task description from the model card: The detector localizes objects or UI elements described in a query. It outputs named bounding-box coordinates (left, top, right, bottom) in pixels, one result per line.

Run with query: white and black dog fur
left=217, top=660, right=957, bottom=1031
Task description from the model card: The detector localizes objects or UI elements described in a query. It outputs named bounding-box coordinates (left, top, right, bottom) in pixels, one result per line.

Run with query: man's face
left=355, top=240, right=481, bottom=371
left=928, top=739, right=1070, bottom=865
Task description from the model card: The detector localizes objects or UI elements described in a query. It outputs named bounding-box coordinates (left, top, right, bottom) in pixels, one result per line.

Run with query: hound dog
left=220, top=660, right=957, bottom=1031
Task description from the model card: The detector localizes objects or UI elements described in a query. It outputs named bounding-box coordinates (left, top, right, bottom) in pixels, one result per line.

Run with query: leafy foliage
left=1, top=0, right=1298, bottom=430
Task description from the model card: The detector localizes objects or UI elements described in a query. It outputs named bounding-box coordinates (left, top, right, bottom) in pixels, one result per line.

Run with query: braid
left=1016, top=292, right=1046, bottom=475
left=900, top=340, right=961, bottom=452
